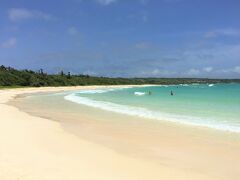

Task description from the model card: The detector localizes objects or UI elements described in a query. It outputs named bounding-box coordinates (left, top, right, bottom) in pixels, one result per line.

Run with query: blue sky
left=0, top=0, right=240, bottom=78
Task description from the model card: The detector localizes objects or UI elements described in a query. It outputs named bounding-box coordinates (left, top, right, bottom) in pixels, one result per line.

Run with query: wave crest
left=64, top=93, right=240, bottom=133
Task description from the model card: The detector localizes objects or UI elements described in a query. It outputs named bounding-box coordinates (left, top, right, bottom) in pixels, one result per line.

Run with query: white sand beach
left=0, top=86, right=239, bottom=180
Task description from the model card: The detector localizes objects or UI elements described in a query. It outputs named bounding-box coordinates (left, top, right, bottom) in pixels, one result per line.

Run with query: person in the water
left=171, top=90, right=174, bottom=96
left=148, top=91, right=152, bottom=95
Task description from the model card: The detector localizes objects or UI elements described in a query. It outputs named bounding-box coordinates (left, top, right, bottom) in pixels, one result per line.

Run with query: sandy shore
left=0, top=86, right=238, bottom=180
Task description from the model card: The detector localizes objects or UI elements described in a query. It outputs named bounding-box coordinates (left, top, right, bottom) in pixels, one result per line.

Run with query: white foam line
left=76, top=87, right=134, bottom=94
left=64, top=93, right=240, bottom=133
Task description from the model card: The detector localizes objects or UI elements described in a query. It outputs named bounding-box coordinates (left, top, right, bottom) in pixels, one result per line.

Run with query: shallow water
left=64, top=83, right=240, bottom=133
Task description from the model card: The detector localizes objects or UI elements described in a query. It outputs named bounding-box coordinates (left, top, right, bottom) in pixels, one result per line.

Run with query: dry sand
left=0, top=86, right=238, bottom=180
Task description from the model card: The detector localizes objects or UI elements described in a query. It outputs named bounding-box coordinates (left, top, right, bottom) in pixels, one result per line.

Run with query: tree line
left=0, top=65, right=239, bottom=87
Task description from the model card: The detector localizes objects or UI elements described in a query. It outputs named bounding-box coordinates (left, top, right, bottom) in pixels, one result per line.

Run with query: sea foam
left=134, top=92, right=146, bottom=96
left=64, top=92, right=240, bottom=133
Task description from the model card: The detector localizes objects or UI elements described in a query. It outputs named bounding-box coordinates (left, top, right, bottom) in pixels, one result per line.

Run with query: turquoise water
left=64, top=83, right=240, bottom=133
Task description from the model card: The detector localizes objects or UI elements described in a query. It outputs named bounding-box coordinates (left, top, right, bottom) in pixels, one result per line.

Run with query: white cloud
left=186, top=68, right=200, bottom=76
left=218, top=66, right=240, bottom=74
left=218, top=28, right=240, bottom=36
left=233, top=66, right=240, bottom=74
left=182, top=44, right=240, bottom=69
left=151, top=69, right=176, bottom=76
left=136, top=68, right=176, bottom=77
left=204, top=28, right=240, bottom=38
left=83, top=70, right=98, bottom=76
left=8, top=8, right=53, bottom=22
left=0, top=37, right=17, bottom=48
left=68, top=27, right=78, bottom=35
left=203, top=67, right=213, bottom=72
left=96, top=0, right=117, bottom=5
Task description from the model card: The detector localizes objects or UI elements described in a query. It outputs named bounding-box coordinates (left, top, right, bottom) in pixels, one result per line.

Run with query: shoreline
left=1, top=86, right=240, bottom=179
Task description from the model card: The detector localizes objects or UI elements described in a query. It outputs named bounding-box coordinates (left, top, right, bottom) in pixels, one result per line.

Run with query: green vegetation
left=0, top=65, right=239, bottom=88
left=0, top=86, right=24, bottom=89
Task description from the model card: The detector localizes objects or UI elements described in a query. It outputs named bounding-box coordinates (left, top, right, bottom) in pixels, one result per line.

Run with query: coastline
left=1, top=86, right=239, bottom=179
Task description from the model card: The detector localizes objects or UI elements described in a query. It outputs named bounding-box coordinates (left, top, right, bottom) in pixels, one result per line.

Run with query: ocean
left=65, top=83, right=240, bottom=133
